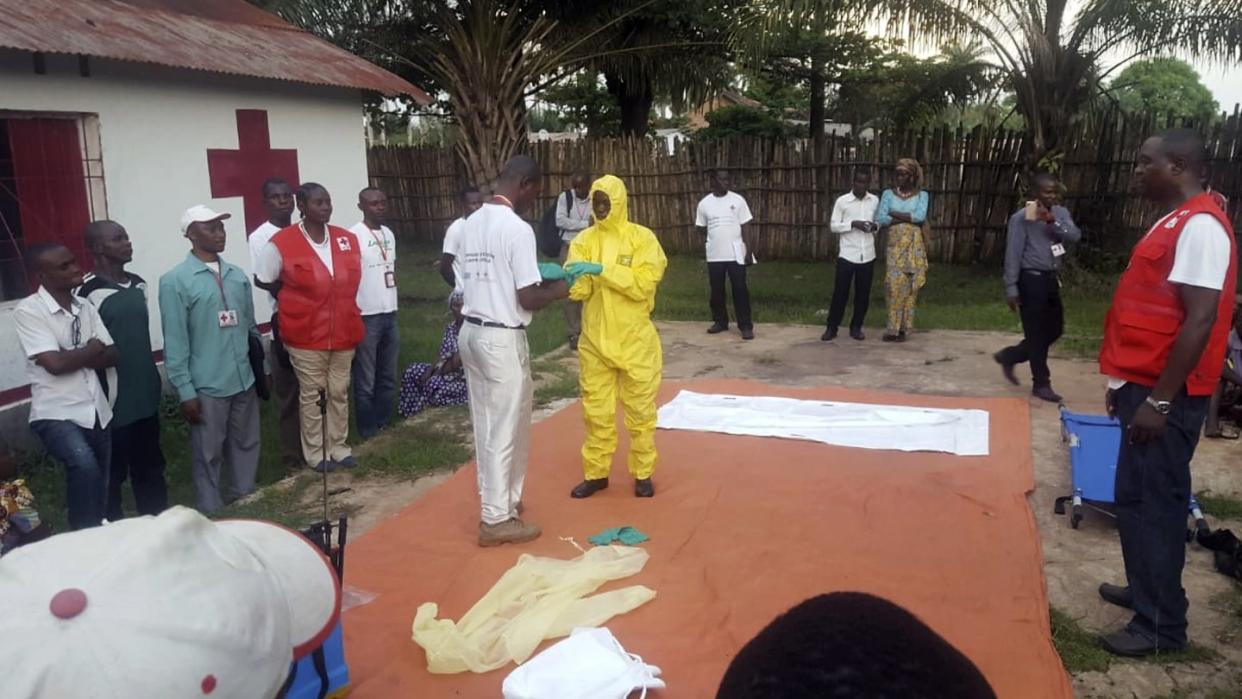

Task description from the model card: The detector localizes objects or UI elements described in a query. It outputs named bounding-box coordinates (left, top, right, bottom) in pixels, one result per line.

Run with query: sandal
left=882, top=333, right=900, bottom=343
left=1205, top=425, right=1240, bottom=440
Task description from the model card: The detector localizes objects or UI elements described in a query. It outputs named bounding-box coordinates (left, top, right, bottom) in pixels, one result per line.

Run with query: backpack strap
left=564, top=189, right=572, bottom=215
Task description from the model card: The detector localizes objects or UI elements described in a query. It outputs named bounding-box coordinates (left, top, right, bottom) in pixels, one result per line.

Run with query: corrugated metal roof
left=0, top=0, right=431, bottom=103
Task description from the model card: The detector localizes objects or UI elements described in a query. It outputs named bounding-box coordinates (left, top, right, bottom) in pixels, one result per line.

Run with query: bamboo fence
left=368, top=110, right=1242, bottom=264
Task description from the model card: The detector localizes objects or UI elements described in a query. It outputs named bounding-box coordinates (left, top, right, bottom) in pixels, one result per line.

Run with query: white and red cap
left=1, top=506, right=340, bottom=699
left=180, top=205, right=231, bottom=233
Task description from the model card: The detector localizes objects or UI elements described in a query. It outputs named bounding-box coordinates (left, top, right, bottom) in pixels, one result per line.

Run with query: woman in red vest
left=1097, top=129, right=1237, bottom=657
left=255, top=183, right=364, bottom=472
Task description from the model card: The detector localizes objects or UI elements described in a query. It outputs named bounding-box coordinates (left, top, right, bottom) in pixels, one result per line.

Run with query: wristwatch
left=1145, top=396, right=1172, bottom=415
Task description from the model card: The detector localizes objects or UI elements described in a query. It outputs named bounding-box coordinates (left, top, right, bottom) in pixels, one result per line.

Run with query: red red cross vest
left=272, top=224, right=364, bottom=351
left=1099, top=193, right=1237, bottom=395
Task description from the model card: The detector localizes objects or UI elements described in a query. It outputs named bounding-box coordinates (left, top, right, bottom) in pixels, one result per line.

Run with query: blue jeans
left=30, top=418, right=111, bottom=530
left=352, top=312, right=399, bottom=438
left=1114, top=382, right=1207, bottom=649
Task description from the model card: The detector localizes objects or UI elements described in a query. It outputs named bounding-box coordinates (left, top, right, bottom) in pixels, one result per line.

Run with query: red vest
left=272, top=224, right=364, bottom=351
left=1099, top=193, right=1237, bottom=395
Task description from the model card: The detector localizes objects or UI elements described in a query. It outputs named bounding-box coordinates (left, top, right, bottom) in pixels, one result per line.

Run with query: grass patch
left=1197, top=490, right=1242, bottom=521
left=1050, top=607, right=1112, bottom=673
left=1208, top=587, right=1242, bottom=646
left=217, top=474, right=320, bottom=529
left=352, top=408, right=473, bottom=478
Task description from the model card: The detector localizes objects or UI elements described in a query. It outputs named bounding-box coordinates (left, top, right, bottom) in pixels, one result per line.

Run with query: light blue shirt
left=874, top=189, right=929, bottom=227
left=158, top=252, right=258, bottom=402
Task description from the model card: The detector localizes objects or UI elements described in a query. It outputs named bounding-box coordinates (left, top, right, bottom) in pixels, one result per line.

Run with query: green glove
left=538, top=262, right=567, bottom=281
left=565, top=261, right=603, bottom=277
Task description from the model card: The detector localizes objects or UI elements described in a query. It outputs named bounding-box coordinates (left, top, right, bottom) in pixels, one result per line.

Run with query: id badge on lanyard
left=368, top=227, right=396, bottom=289
left=212, top=270, right=238, bottom=327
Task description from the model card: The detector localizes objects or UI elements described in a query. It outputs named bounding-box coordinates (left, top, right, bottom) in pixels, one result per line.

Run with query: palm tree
left=742, top=0, right=1242, bottom=167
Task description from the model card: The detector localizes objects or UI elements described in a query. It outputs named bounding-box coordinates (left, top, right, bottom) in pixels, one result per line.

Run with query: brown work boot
left=478, top=518, right=541, bottom=547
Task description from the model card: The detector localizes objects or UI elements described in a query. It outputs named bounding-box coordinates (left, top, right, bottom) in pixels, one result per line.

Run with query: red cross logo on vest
left=207, top=110, right=299, bottom=235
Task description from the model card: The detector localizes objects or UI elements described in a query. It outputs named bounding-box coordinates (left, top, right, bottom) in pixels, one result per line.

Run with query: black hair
left=716, top=593, right=996, bottom=699
left=358, top=186, right=384, bottom=201
left=498, top=155, right=541, bottom=184
left=459, top=185, right=480, bottom=202
left=83, top=219, right=122, bottom=251
left=1153, top=128, right=1208, bottom=169
left=852, top=168, right=871, bottom=180
left=570, top=168, right=591, bottom=181
left=25, top=242, right=70, bottom=273
left=295, top=182, right=328, bottom=205
left=262, top=177, right=291, bottom=198
left=1031, top=171, right=1058, bottom=190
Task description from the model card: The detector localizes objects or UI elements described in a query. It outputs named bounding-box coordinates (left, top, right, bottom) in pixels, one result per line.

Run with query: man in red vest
left=255, top=183, right=364, bottom=472
left=1097, top=129, right=1237, bottom=657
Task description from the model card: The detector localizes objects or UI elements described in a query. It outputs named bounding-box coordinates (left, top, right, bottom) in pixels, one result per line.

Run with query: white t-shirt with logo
left=458, top=203, right=542, bottom=328
left=351, top=221, right=398, bottom=315
left=696, top=192, right=753, bottom=262
left=442, top=216, right=468, bottom=294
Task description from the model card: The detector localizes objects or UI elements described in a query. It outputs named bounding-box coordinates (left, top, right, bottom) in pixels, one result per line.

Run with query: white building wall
left=0, top=51, right=369, bottom=405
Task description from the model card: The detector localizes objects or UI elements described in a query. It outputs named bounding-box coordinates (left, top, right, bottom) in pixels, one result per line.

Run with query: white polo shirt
left=458, top=203, right=542, bottom=328
left=248, top=220, right=281, bottom=316
left=14, top=286, right=115, bottom=429
left=696, top=191, right=753, bottom=262
left=350, top=221, right=398, bottom=315
left=442, top=216, right=468, bottom=295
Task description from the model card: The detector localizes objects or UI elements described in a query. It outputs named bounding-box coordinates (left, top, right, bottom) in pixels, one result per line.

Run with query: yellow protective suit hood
left=566, top=175, right=668, bottom=481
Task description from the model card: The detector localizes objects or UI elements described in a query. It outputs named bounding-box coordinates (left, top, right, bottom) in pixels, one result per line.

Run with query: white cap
left=1, top=506, right=341, bottom=699
left=180, top=205, right=232, bottom=233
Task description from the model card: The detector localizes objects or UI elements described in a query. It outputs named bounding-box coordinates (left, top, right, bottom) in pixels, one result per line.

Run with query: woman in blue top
left=874, top=158, right=931, bottom=342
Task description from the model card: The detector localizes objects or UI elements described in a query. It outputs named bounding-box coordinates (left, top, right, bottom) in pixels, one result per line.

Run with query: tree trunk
left=605, top=72, right=653, bottom=137
left=809, top=66, right=826, bottom=151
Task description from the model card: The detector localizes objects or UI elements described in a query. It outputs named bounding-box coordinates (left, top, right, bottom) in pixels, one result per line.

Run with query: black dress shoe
left=821, top=328, right=838, bottom=342
left=850, top=329, right=865, bottom=341
left=897, top=331, right=907, bottom=342
left=741, top=328, right=755, bottom=340
left=1100, top=628, right=1175, bottom=657
left=1098, top=583, right=1133, bottom=609
left=571, top=478, right=609, bottom=498
left=994, top=352, right=1019, bottom=386
left=707, top=324, right=728, bottom=334
left=1032, top=385, right=1063, bottom=403
left=634, top=478, right=655, bottom=497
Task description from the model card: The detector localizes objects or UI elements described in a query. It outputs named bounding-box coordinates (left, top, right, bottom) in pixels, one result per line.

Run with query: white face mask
left=502, top=627, right=665, bottom=699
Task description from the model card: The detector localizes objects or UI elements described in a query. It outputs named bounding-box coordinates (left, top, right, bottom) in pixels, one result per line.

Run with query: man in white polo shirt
left=15, top=243, right=119, bottom=530
left=823, top=169, right=880, bottom=342
left=350, top=187, right=399, bottom=440
left=696, top=169, right=756, bottom=340
left=457, top=155, right=569, bottom=547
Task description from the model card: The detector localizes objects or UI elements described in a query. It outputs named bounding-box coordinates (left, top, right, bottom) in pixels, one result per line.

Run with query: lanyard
left=365, top=225, right=389, bottom=262
left=209, top=264, right=232, bottom=311
left=492, top=195, right=514, bottom=209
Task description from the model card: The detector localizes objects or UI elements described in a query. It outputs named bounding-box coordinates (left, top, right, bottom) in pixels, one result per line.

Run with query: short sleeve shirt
left=351, top=222, right=398, bottom=315
left=442, top=217, right=468, bottom=295
left=457, top=203, right=542, bottom=327
left=15, top=287, right=115, bottom=429
left=78, top=272, right=162, bottom=426
left=696, top=192, right=753, bottom=262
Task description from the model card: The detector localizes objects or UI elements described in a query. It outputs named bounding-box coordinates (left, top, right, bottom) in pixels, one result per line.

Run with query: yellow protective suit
left=567, top=175, right=668, bottom=480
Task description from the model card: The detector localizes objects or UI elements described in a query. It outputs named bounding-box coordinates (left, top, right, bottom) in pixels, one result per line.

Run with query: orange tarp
left=342, top=379, right=1072, bottom=698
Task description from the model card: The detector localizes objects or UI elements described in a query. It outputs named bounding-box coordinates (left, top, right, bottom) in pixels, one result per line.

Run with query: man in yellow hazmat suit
left=563, top=175, right=668, bottom=498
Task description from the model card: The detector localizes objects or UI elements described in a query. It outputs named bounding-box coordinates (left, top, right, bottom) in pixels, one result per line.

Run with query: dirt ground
left=335, top=321, right=1241, bottom=698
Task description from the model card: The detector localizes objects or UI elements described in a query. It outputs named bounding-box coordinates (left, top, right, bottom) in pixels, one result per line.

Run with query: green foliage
left=695, top=105, right=796, bottom=141
left=1049, top=607, right=1113, bottom=673
left=1110, top=58, right=1219, bottom=124
left=540, top=73, right=622, bottom=136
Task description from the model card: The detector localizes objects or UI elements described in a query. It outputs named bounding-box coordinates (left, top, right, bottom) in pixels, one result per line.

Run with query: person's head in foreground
left=1134, top=128, right=1207, bottom=205
left=716, top=592, right=996, bottom=699
left=2, top=506, right=341, bottom=698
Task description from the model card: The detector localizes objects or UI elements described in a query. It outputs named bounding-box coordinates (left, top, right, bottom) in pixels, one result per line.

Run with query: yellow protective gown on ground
left=567, top=175, right=668, bottom=480
left=410, top=545, right=655, bottom=673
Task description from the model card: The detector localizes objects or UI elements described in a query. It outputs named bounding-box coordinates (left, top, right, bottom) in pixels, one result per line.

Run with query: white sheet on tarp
left=655, top=390, right=990, bottom=456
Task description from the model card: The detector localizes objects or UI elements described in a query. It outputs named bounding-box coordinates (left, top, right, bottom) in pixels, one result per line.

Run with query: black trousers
left=1114, top=382, right=1207, bottom=649
left=826, top=258, right=874, bottom=332
left=107, top=414, right=168, bottom=520
left=997, top=270, right=1064, bottom=387
left=708, top=261, right=753, bottom=330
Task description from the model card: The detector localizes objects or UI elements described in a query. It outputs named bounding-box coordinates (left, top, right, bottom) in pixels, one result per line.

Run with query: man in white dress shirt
left=350, top=187, right=399, bottom=439
left=823, top=170, right=880, bottom=342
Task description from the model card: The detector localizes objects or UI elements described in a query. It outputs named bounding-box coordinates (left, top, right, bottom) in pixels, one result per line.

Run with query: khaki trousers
left=287, top=346, right=355, bottom=466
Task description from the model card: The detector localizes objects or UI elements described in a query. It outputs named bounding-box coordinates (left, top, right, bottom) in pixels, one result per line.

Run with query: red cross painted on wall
left=207, top=109, right=299, bottom=234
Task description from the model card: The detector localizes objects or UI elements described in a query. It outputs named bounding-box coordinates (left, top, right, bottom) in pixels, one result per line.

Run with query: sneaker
left=882, top=333, right=900, bottom=343
left=312, top=460, right=337, bottom=473
left=1098, top=583, right=1133, bottom=609
left=707, top=324, right=728, bottom=334
left=821, top=328, right=838, bottom=342
left=571, top=478, right=609, bottom=499
left=1032, top=385, right=1063, bottom=403
left=478, top=518, right=542, bottom=547
left=1100, top=628, right=1173, bottom=657
left=741, top=328, right=755, bottom=341
left=335, top=455, right=358, bottom=469
left=634, top=478, right=655, bottom=498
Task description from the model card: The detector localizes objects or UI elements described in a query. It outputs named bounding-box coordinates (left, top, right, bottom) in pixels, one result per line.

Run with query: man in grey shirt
left=994, top=173, right=1082, bottom=402
left=556, top=169, right=592, bottom=349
